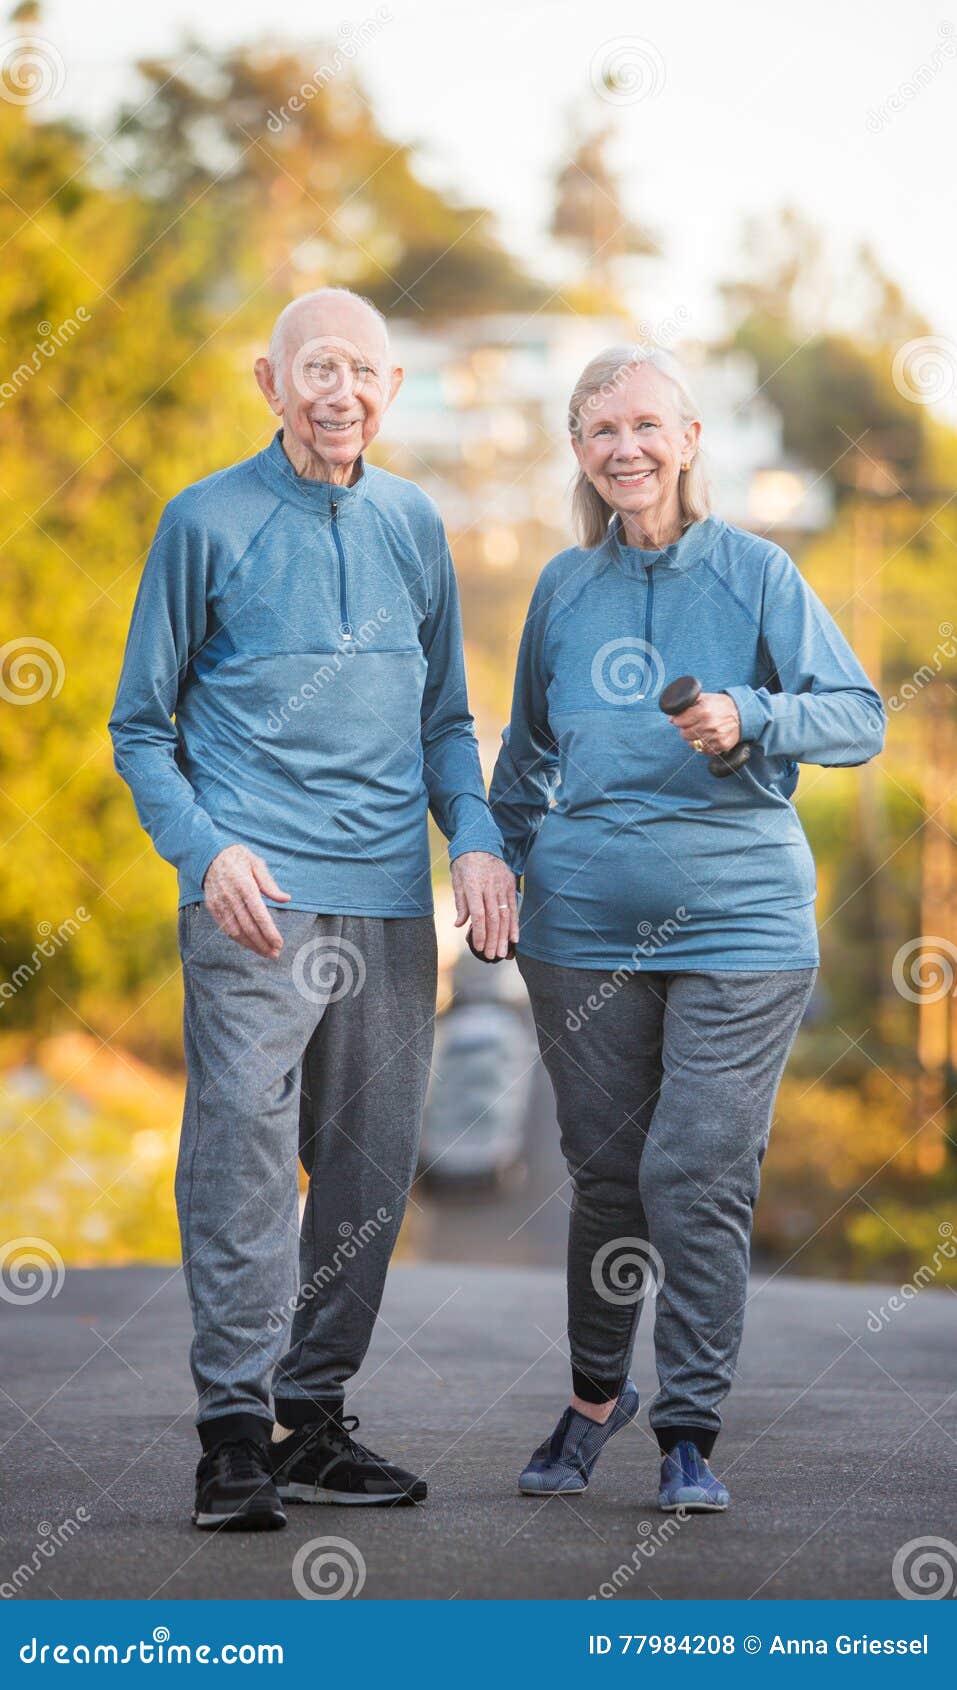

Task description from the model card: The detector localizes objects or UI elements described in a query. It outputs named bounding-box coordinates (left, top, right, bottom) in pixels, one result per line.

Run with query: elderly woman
left=489, top=345, right=885, bottom=1512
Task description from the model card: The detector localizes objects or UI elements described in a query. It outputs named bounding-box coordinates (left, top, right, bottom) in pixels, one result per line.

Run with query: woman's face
left=572, top=363, right=700, bottom=532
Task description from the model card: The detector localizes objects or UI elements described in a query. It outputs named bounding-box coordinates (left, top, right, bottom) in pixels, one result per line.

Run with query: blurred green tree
left=550, top=114, right=657, bottom=308
left=718, top=205, right=933, bottom=495
left=111, top=39, right=546, bottom=320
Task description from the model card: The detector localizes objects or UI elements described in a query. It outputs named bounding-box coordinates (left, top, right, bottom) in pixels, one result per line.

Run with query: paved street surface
left=2, top=1262, right=954, bottom=1601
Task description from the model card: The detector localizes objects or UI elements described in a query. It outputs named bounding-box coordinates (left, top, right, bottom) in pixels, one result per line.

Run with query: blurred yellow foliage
left=0, top=1031, right=421, bottom=1267
left=0, top=1031, right=182, bottom=1263
left=756, top=1065, right=957, bottom=1282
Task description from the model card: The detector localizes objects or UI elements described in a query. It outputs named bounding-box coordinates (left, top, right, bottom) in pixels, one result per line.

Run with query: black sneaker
left=271, top=1413, right=427, bottom=1506
left=193, top=1437, right=287, bottom=1531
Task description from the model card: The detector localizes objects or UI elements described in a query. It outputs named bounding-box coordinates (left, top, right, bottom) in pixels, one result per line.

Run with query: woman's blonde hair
left=568, top=345, right=712, bottom=548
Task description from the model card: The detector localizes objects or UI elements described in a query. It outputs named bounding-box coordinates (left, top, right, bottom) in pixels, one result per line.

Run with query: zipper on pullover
left=644, top=561, right=655, bottom=651
left=330, top=500, right=354, bottom=644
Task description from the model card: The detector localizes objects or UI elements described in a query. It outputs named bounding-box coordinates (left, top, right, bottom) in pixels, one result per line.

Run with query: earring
left=680, top=458, right=693, bottom=472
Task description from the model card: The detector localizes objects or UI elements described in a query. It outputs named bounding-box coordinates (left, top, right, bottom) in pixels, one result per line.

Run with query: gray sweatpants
left=176, top=903, right=437, bottom=1439
left=517, top=954, right=816, bottom=1445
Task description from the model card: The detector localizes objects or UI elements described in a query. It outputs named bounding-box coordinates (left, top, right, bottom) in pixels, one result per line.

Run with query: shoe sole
left=276, top=1481, right=426, bottom=1506
left=193, top=1507, right=287, bottom=1531
left=518, top=1478, right=588, bottom=1496
left=659, top=1499, right=728, bottom=1513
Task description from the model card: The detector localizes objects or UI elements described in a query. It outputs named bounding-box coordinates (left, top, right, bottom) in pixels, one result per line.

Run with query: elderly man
left=109, top=288, right=517, bottom=1530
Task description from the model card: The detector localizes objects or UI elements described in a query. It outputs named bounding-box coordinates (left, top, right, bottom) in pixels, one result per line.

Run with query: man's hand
left=668, top=692, right=741, bottom=755
left=451, top=851, right=519, bottom=961
left=202, top=845, right=291, bottom=958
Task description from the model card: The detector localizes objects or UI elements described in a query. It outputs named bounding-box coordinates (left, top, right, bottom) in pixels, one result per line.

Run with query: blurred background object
left=2, top=0, right=956, bottom=1285
left=417, top=944, right=534, bottom=1192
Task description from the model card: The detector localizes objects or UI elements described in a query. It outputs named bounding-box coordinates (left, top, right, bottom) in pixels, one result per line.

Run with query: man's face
left=257, top=299, right=402, bottom=481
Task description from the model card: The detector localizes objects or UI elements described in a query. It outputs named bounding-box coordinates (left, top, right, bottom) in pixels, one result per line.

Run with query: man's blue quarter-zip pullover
left=109, top=430, right=504, bottom=912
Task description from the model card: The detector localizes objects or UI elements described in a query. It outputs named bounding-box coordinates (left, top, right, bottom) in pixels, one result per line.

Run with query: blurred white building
left=379, top=314, right=832, bottom=543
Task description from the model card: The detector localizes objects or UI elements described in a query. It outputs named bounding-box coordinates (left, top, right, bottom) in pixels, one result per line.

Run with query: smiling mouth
left=611, top=469, right=656, bottom=485
left=314, top=418, right=361, bottom=433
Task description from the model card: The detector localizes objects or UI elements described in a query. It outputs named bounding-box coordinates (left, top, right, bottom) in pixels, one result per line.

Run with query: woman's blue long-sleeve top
left=489, top=514, right=885, bottom=972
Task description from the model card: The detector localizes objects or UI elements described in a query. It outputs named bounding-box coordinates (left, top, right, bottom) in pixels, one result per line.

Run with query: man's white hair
left=268, top=287, right=390, bottom=378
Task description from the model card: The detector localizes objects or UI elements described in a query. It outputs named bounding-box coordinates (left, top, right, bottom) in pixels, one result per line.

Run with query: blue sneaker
left=658, top=1440, right=729, bottom=1512
left=518, top=1379, right=639, bottom=1495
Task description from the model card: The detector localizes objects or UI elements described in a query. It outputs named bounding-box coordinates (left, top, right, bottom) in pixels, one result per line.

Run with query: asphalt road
left=1, top=1261, right=954, bottom=1601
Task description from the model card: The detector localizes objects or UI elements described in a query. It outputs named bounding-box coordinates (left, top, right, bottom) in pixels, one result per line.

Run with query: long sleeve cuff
left=722, top=684, right=766, bottom=745
left=158, top=800, right=234, bottom=892
left=186, top=830, right=234, bottom=893
left=446, top=795, right=506, bottom=864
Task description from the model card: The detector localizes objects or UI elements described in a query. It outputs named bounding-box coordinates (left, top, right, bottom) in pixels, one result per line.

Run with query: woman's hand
left=667, top=691, right=742, bottom=755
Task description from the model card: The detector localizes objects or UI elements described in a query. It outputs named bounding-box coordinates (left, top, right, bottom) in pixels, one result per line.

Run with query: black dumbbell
left=658, top=674, right=752, bottom=778
left=466, top=927, right=516, bottom=965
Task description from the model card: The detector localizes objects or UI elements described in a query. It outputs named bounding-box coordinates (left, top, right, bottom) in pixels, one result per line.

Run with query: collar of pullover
left=609, top=512, right=722, bottom=576
left=254, top=429, right=369, bottom=516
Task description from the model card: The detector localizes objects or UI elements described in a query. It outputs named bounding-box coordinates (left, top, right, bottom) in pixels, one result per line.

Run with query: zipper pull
left=331, top=499, right=354, bottom=645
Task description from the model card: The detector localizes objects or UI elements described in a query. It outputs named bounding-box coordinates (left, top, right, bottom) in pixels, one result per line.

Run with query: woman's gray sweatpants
left=176, top=903, right=437, bottom=1441
left=517, top=954, right=816, bottom=1448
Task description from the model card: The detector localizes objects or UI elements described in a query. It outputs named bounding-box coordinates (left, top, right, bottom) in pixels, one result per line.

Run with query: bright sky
left=27, top=0, right=957, bottom=347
